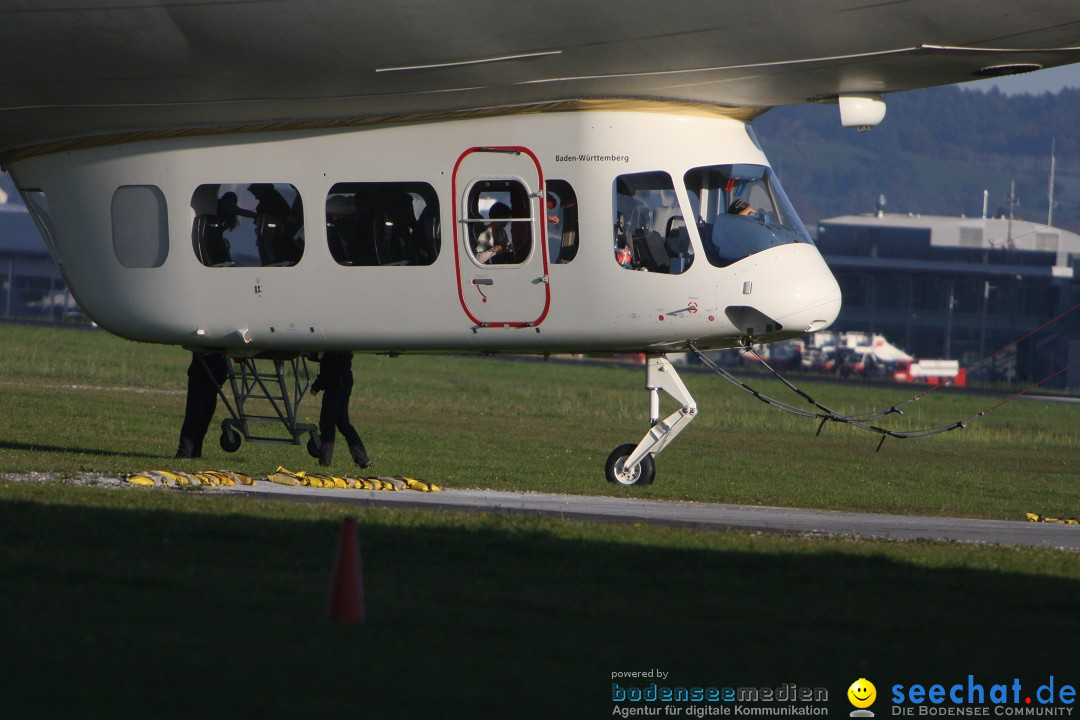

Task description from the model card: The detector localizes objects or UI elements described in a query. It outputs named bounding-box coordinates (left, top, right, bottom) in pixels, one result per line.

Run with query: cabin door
left=452, top=146, right=550, bottom=328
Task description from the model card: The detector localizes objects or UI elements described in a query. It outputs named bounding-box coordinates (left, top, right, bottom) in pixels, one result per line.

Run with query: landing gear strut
left=605, top=355, right=697, bottom=486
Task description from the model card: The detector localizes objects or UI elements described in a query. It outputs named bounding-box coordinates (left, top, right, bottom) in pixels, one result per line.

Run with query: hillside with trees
left=753, top=85, right=1080, bottom=234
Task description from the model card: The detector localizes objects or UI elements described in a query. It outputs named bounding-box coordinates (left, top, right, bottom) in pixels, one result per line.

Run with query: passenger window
left=546, top=180, right=578, bottom=264
left=191, top=183, right=304, bottom=267
left=464, top=179, right=532, bottom=265
left=325, top=182, right=439, bottom=266
left=112, top=185, right=168, bottom=268
left=612, top=172, right=693, bottom=274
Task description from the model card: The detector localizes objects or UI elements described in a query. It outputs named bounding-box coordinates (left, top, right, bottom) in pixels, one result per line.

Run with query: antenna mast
left=1007, top=180, right=1015, bottom=249
left=1047, top=137, right=1056, bottom=227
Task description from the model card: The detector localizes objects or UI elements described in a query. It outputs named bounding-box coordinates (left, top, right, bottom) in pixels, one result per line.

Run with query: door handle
left=472, top=278, right=494, bottom=286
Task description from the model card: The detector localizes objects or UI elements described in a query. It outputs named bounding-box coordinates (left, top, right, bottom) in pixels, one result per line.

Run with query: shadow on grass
left=0, top=440, right=162, bottom=461
left=0, top=492, right=1076, bottom=719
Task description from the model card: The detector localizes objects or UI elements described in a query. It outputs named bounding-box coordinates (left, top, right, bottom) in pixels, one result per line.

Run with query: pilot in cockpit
left=728, top=198, right=756, bottom=216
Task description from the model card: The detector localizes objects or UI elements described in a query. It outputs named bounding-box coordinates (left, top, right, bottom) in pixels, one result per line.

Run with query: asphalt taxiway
left=234, top=482, right=1080, bottom=550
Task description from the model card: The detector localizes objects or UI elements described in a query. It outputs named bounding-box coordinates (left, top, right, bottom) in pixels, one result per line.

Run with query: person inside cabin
left=248, top=183, right=303, bottom=265
left=248, top=183, right=290, bottom=219
left=547, top=181, right=579, bottom=263
left=377, top=190, right=419, bottom=264
left=729, top=198, right=756, bottom=216
left=311, top=352, right=372, bottom=468
left=614, top=178, right=647, bottom=267
left=217, top=191, right=255, bottom=230
left=558, top=193, right=579, bottom=263
left=325, top=193, right=358, bottom=264
left=286, top=191, right=305, bottom=247
left=198, top=191, right=253, bottom=266
left=474, top=201, right=512, bottom=264
left=348, top=189, right=379, bottom=265
left=176, top=351, right=229, bottom=459
left=415, top=202, right=440, bottom=265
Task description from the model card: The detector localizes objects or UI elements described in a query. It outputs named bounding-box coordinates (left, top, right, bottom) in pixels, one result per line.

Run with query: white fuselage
left=10, top=107, right=841, bottom=355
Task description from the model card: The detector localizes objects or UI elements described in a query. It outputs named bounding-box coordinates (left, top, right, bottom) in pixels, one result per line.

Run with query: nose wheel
left=605, top=443, right=656, bottom=486
left=604, top=355, right=697, bottom=486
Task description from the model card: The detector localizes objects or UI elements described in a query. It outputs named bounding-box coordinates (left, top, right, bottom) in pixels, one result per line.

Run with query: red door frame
left=451, top=146, right=550, bottom=328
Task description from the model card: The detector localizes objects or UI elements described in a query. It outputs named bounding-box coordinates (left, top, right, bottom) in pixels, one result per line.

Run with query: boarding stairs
left=208, top=353, right=320, bottom=453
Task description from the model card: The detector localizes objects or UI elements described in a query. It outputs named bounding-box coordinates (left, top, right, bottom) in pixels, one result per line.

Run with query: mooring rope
left=890, top=302, right=1080, bottom=409
left=688, top=325, right=1080, bottom=452
left=689, top=343, right=968, bottom=451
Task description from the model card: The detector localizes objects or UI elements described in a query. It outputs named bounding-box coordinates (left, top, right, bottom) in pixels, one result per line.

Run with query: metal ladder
left=203, top=353, right=320, bottom=453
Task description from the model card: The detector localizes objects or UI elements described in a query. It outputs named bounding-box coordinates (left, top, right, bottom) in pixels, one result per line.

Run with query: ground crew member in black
left=176, top=351, right=228, bottom=459
left=311, top=351, right=372, bottom=468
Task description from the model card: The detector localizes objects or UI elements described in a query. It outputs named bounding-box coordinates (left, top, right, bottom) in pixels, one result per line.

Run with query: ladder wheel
left=219, top=426, right=242, bottom=453
left=605, top=443, right=655, bottom=486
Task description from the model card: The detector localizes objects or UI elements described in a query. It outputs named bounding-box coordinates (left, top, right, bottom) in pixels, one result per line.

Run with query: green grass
left=1, top=324, right=1078, bottom=718
left=1, top=323, right=1078, bottom=519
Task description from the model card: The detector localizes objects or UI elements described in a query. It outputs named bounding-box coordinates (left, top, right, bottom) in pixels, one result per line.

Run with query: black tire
left=605, top=443, right=655, bottom=486
left=219, top=425, right=242, bottom=453
left=307, top=434, right=321, bottom=459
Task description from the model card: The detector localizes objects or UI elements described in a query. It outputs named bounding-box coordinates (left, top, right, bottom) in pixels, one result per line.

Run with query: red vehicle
left=893, top=359, right=966, bottom=387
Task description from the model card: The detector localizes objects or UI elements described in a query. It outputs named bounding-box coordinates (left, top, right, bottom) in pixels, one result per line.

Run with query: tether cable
left=889, top=302, right=1080, bottom=410
left=688, top=330, right=1080, bottom=452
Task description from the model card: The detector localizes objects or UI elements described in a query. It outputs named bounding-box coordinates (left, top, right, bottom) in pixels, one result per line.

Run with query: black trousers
left=177, top=352, right=228, bottom=458
left=317, top=352, right=369, bottom=465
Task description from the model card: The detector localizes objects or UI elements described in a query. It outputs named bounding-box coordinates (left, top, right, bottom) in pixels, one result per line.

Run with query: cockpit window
left=683, top=164, right=812, bottom=268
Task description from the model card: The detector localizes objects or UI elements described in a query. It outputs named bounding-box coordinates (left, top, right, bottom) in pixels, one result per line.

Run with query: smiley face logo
left=848, top=678, right=877, bottom=709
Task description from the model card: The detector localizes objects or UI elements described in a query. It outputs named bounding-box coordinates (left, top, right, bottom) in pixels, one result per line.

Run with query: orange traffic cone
left=326, top=517, right=366, bottom=624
